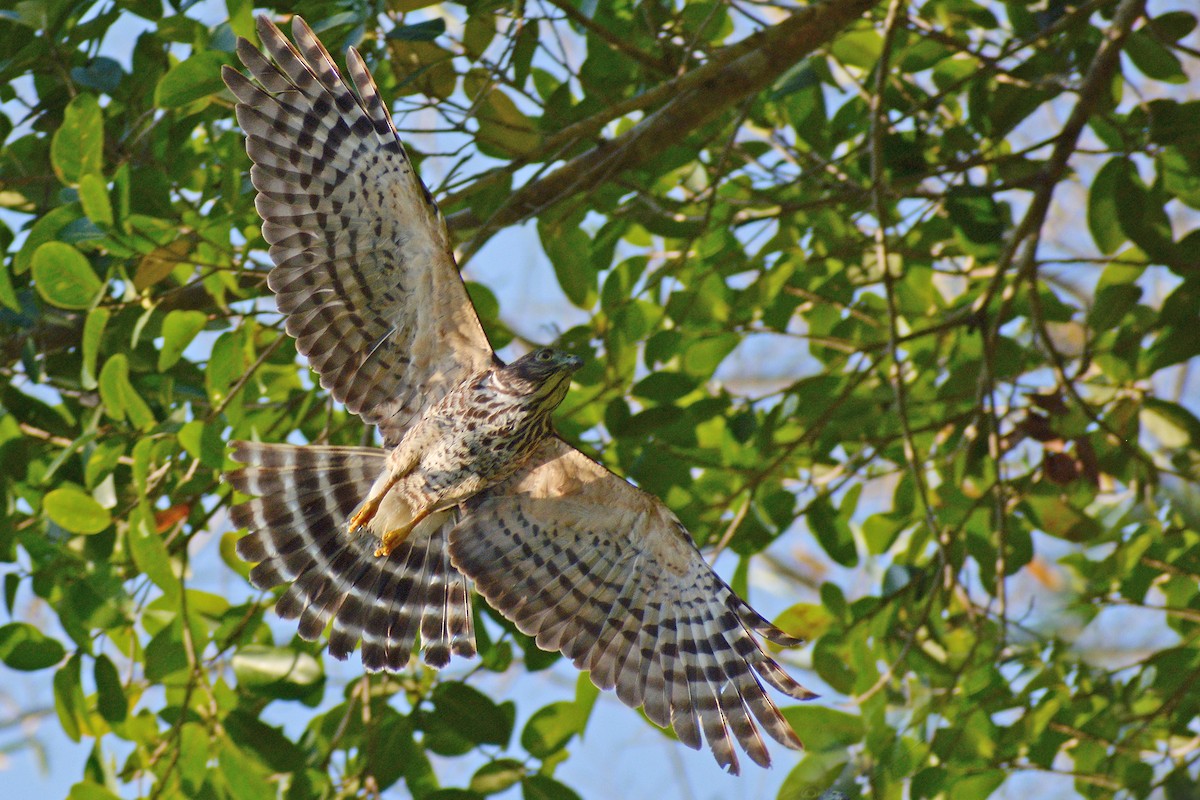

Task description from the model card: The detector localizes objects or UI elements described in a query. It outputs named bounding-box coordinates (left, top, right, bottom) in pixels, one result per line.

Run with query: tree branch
left=447, top=0, right=878, bottom=259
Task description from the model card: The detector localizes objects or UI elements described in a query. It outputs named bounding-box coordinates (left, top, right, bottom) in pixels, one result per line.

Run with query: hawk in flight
left=223, top=15, right=814, bottom=773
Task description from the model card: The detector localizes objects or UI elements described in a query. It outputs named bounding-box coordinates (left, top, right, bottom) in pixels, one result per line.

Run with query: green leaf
left=387, top=18, right=446, bottom=40
left=1146, top=324, right=1200, bottom=373
left=521, top=701, right=584, bottom=758
left=144, top=623, right=189, bottom=682
left=50, top=94, right=104, bottom=184
left=224, top=711, right=306, bottom=773
left=98, top=354, right=155, bottom=428
left=155, top=51, right=230, bottom=108
left=0, top=256, right=18, bottom=311
left=1112, top=162, right=1177, bottom=263
left=44, top=487, right=111, bottom=534
left=1088, top=158, right=1126, bottom=255
left=946, top=769, right=1006, bottom=800
left=470, top=760, right=525, bottom=795
left=65, top=782, right=122, bottom=800
left=70, top=56, right=124, bottom=93
left=14, top=203, right=82, bottom=274
left=831, top=28, right=883, bottom=69
left=1125, top=30, right=1186, bottom=83
left=1162, top=147, right=1200, bottom=209
left=206, top=330, right=246, bottom=412
left=128, top=509, right=180, bottom=602
left=78, top=174, right=114, bottom=227
left=159, top=309, right=208, bottom=371
left=538, top=218, right=596, bottom=307
left=81, top=306, right=110, bottom=390
left=178, top=723, right=211, bottom=795
left=681, top=333, right=739, bottom=376
left=32, top=242, right=102, bottom=309
left=1022, top=494, right=1102, bottom=541
left=777, top=750, right=849, bottom=800
left=522, top=775, right=582, bottom=800
left=632, top=371, right=700, bottom=402
left=54, top=654, right=88, bottom=742
left=475, top=88, right=541, bottom=157
left=94, top=653, right=127, bottom=723
left=808, top=496, right=857, bottom=567
left=218, top=740, right=275, bottom=800
left=1141, top=398, right=1200, bottom=448
left=1087, top=284, right=1141, bottom=332
left=232, top=645, right=324, bottom=700
left=0, top=622, right=66, bottom=670
left=178, top=420, right=226, bottom=469
left=432, top=681, right=514, bottom=747
left=782, top=706, right=864, bottom=751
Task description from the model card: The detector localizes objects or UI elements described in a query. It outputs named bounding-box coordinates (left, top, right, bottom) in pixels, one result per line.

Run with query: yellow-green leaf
left=155, top=51, right=229, bottom=108
left=129, top=507, right=180, bottom=602
left=78, top=173, right=114, bottom=227
left=81, top=306, right=110, bottom=390
left=43, top=487, right=112, bottom=534
left=0, top=257, right=19, bottom=311
left=32, top=242, right=102, bottom=309
left=158, top=309, right=207, bottom=371
left=50, top=94, right=104, bottom=185
left=99, top=354, right=155, bottom=428
left=232, top=645, right=324, bottom=700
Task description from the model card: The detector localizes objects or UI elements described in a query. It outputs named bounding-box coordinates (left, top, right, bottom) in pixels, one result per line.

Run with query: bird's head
left=498, top=347, right=583, bottom=407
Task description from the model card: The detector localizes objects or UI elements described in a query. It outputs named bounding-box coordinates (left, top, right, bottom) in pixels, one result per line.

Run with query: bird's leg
left=348, top=474, right=399, bottom=532
left=374, top=507, right=432, bottom=558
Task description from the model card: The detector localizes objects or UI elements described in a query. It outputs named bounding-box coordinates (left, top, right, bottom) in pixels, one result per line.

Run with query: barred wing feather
left=222, top=16, right=493, bottom=446
left=449, top=438, right=815, bottom=774
left=228, top=442, right=474, bottom=669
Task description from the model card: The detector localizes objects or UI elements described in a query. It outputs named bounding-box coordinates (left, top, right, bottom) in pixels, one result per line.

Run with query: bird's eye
left=537, top=349, right=552, bottom=361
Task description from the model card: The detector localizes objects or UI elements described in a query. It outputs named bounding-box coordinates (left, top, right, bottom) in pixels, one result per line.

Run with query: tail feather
left=227, top=441, right=476, bottom=668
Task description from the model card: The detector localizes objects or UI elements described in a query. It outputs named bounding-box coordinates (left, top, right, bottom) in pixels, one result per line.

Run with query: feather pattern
left=222, top=16, right=493, bottom=448
left=228, top=442, right=474, bottom=668
left=450, top=438, right=816, bottom=774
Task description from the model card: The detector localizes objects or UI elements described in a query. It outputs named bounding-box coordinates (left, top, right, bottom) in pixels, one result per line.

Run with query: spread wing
left=448, top=439, right=815, bottom=774
left=222, top=16, right=494, bottom=446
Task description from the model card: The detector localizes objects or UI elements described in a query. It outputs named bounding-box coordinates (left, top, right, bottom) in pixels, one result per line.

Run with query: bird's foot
left=348, top=497, right=381, bottom=532
left=373, top=509, right=430, bottom=558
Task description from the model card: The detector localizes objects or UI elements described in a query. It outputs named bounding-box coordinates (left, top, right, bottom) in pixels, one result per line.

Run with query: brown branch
left=541, top=0, right=675, bottom=75
left=972, top=0, right=1146, bottom=322
left=447, top=0, right=878, bottom=258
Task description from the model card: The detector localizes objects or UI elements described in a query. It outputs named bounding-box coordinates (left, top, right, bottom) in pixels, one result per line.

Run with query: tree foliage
left=1, top=0, right=1199, bottom=798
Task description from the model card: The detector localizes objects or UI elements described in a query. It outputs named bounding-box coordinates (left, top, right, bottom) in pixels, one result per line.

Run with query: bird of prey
left=222, top=15, right=814, bottom=774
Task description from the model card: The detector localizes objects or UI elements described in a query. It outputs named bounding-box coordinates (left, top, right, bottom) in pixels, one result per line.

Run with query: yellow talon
left=348, top=498, right=381, bottom=532
left=372, top=508, right=431, bottom=558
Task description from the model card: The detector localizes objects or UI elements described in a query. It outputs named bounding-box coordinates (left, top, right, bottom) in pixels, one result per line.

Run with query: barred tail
left=226, top=442, right=475, bottom=669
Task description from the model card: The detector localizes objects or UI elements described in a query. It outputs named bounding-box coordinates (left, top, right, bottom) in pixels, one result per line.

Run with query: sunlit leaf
left=155, top=51, right=230, bottom=108
left=32, top=242, right=102, bottom=309
left=470, top=759, right=525, bottom=795
left=231, top=645, right=324, bottom=700
left=43, top=487, right=111, bottom=534
left=50, top=94, right=103, bottom=185
left=159, top=309, right=208, bottom=371
left=521, top=701, right=584, bottom=758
